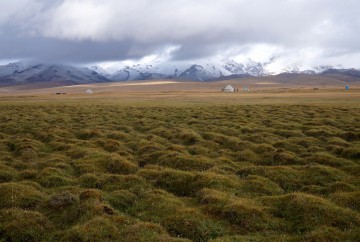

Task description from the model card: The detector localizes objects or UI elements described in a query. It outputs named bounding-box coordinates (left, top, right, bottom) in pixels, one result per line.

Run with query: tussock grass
left=129, top=190, right=226, bottom=241
left=105, top=189, right=137, bottom=212
left=0, top=208, right=52, bottom=242
left=138, top=166, right=196, bottom=196
left=0, top=164, right=18, bottom=182
left=197, top=188, right=274, bottom=233
left=78, top=173, right=102, bottom=188
left=61, top=216, right=121, bottom=241
left=261, top=193, right=360, bottom=233
left=0, top=103, right=359, bottom=241
left=329, top=191, right=360, bottom=212
left=0, top=182, right=45, bottom=209
left=240, top=175, right=284, bottom=196
left=123, top=221, right=191, bottom=242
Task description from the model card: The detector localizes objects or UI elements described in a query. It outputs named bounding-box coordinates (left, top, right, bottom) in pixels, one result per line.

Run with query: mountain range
left=0, top=62, right=109, bottom=87
left=0, top=59, right=359, bottom=87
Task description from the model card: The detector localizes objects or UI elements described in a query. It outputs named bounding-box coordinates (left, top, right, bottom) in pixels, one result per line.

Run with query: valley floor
left=1, top=80, right=360, bottom=105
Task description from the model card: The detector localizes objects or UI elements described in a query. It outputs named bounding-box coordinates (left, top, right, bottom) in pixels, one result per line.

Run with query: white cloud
left=0, top=0, right=33, bottom=24
left=41, top=0, right=113, bottom=41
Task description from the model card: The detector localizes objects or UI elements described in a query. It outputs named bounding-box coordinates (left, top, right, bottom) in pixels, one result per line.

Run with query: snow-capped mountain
left=0, top=61, right=109, bottom=85
left=95, top=59, right=253, bottom=82
left=100, top=60, right=233, bottom=82
left=1, top=59, right=358, bottom=88
left=0, top=61, right=30, bottom=77
left=96, top=57, right=312, bottom=81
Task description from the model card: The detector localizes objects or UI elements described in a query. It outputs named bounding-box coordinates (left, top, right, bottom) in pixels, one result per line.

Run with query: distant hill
left=320, top=69, right=360, bottom=82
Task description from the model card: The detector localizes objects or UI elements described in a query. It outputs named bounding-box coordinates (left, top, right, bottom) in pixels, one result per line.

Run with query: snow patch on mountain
left=0, top=61, right=32, bottom=77
left=88, top=65, right=110, bottom=77
left=88, top=60, right=354, bottom=82
left=0, top=58, right=352, bottom=84
left=0, top=62, right=109, bottom=85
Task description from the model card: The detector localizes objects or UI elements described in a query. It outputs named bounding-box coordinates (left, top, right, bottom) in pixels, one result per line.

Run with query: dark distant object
left=313, top=88, right=319, bottom=90
left=345, top=85, right=350, bottom=90
left=55, top=92, right=67, bottom=95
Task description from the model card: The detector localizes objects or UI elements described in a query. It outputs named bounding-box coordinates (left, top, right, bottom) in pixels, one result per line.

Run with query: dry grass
left=0, top=88, right=359, bottom=241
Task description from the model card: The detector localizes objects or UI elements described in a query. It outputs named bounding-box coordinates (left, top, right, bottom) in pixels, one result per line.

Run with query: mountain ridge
left=0, top=62, right=110, bottom=86
left=0, top=60, right=359, bottom=88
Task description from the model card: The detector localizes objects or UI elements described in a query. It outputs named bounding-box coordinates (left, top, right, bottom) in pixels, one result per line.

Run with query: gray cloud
left=0, top=35, right=164, bottom=63
left=0, top=0, right=360, bottom=65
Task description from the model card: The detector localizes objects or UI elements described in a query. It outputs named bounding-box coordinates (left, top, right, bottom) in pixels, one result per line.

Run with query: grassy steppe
left=0, top=97, right=359, bottom=241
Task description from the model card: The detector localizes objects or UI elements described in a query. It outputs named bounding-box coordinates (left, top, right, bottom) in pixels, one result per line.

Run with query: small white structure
left=222, top=85, right=235, bottom=92
left=86, top=89, right=94, bottom=94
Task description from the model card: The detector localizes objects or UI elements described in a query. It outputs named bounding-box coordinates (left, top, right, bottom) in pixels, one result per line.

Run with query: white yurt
left=86, top=89, right=94, bottom=94
left=222, top=85, right=235, bottom=92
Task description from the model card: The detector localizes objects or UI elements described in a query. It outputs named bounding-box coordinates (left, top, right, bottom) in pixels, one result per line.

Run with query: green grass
left=0, top=102, right=359, bottom=241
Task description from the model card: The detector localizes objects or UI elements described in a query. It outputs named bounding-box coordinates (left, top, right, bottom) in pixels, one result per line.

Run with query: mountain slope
left=320, top=69, right=360, bottom=82
left=0, top=62, right=110, bottom=86
left=101, top=58, right=343, bottom=82
left=106, top=61, right=233, bottom=82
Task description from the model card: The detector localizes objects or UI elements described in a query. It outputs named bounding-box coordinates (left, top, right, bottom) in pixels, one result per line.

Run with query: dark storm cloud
left=0, top=34, right=162, bottom=63
left=1, top=0, right=360, bottom=64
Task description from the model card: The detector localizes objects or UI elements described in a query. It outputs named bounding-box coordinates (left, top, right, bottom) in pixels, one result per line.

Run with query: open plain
left=0, top=80, right=359, bottom=241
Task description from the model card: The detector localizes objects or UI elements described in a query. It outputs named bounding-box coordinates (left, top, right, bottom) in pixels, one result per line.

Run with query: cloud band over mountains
left=0, top=0, right=360, bottom=67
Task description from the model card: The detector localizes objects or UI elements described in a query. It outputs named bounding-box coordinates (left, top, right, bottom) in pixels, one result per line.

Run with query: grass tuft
left=0, top=103, right=359, bottom=241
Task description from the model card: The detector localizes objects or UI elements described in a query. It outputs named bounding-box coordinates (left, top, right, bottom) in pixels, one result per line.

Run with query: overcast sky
left=1, top=0, right=360, bottom=69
